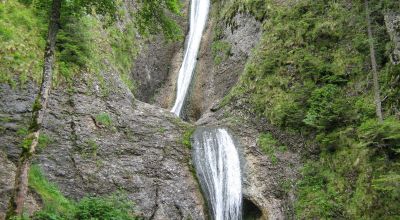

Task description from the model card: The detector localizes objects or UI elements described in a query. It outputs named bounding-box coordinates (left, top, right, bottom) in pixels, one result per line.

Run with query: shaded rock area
left=0, top=70, right=205, bottom=219
left=132, top=3, right=189, bottom=104
left=186, top=10, right=262, bottom=121
left=385, top=12, right=400, bottom=65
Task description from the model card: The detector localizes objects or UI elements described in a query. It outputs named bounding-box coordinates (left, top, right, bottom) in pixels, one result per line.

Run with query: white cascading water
left=193, top=128, right=242, bottom=220
left=171, top=0, right=210, bottom=116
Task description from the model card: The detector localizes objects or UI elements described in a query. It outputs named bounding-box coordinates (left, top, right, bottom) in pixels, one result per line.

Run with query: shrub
left=75, top=194, right=137, bottom=220
left=358, top=117, right=400, bottom=157
left=303, top=84, right=347, bottom=131
left=211, top=40, right=231, bottom=65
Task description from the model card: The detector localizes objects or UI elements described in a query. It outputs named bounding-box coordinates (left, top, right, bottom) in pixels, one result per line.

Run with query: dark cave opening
left=242, top=198, right=263, bottom=220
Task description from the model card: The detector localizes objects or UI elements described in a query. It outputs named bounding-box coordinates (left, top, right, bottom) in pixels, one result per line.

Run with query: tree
left=365, top=0, right=383, bottom=122
left=6, top=0, right=181, bottom=218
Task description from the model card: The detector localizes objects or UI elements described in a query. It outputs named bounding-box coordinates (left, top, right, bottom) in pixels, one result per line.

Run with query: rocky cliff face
left=187, top=11, right=261, bottom=121
left=385, top=12, right=400, bottom=65
left=0, top=70, right=205, bottom=219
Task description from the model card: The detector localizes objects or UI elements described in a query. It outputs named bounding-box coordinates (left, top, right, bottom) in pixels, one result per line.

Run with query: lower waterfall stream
left=192, top=128, right=242, bottom=220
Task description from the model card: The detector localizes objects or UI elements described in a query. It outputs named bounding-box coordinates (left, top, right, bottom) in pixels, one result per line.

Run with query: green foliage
left=29, top=165, right=137, bottom=219
left=21, top=136, right=34, bottom=151
left=38, top=134, right=51, bottom=148
left=135, top=0, right=183, bottom=41
left=1, top=0, right=179, bottom=92
left=182, top=127, right=195, bottom=149
left=220, top=0, right=400, bottom=218
left=108, top=18, right=138, bottom=94
left=257, top=133, right=286, bottom=164
left=95, top=112, right=112, bottom=127
left=158, top=127, right=167, bottom=134
left=222, top=0, right=270, bottom=22
left=75, top=194, right=136, bottom=220
left=303, top=84, right=347, bottom=130
left=55, top=16, right=93, bottom=83
left=211, top=40, right=231, bottom=65
left=295, top=162, right=346, bottom=219
left=358, top=117, right=400, bottom=156
left=29, top=165, right=75, bottom=216
left=0, top=1, right=46, bottom=86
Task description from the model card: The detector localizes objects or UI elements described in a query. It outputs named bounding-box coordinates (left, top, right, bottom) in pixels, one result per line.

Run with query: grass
left=0, top=1, right=139, bottom=94
left=95, top=112, right=112, bottom=128
left=29, top=165, right=138, bottom=219
left=211, top=40, right=231, bottom=65
left=80, top=139, right=99, bottom=158
left=29, top=165, right=75, bottom=215
left=257, top=133, right=284, bottom=165
left=0, top=1, right=46, bottom=86
left=182, top=127, right=196, bottom=149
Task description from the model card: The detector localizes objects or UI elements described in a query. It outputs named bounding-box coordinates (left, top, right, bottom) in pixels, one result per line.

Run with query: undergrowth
left=28, top=165, right=138, bottom=220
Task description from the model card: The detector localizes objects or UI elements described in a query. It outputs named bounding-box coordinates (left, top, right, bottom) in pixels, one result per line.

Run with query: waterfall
left=192, top=128, right=242, bottom=220
left=171, top=0, right=210, bottom=117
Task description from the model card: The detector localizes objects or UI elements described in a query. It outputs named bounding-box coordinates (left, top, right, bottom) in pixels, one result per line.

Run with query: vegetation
left=257, top=132, right=287, bottom=164
left=29, top=165, right=75, bottom=217
left=182, top=127, right=196, bottom=149
left=28, top=165, right=137, bottom=220
left=0, top=1, right=46, bottom=86
left=94, top=112, right=112, bottom=128
left=211, top=40, right=231, bottom=65
left=222, top=0, right=400, bottom=218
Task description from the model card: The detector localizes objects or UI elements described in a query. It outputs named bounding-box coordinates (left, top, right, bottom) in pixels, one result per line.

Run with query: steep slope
left=0, top=68, right=206, bottom=219
left=203, top=0, right=400, bottom=219
left=0, top=71, right=205, bottom=219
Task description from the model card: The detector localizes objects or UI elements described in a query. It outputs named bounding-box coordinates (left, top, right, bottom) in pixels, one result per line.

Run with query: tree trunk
left=6, top=0, right=62, bottom=218
left=365, top=0, right=383, bottom=122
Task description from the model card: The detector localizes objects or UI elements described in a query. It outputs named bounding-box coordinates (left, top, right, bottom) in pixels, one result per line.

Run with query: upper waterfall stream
left=193, top=128, right=242, bottom=220
left=171, top=0, right=210, bottom=116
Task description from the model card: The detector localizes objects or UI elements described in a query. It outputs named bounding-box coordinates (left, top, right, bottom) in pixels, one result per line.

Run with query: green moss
left=38, top=133, right=52, bottom=149
left=182, top=127, right=195, bottom=150
left=21, top=136, right=33, bottom=151
left=157, top=127, right=167, bottom=134
left=211, top=40, right=231, bottom=65
left=220, top=1, right=400, bottom=216
left=257, top=133, right=284, bottom=165
left=95, top=112, right=112, bottom=128
left=32, top=97, right=42, bottom=112
left=81, top=139, right=99, bottom=158
left=0, top=116, right=12, bottom=123
left=16, top=127, right=29, bottom=136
